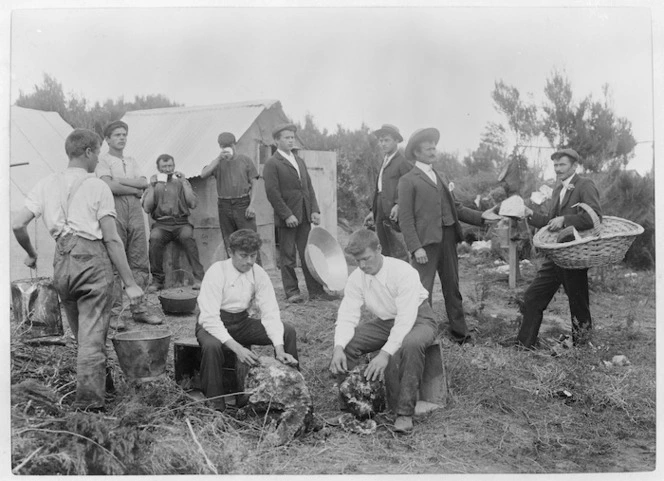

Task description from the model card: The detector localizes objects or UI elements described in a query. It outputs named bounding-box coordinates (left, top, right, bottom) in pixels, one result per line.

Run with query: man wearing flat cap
left=263, top=123, right=333, bottom=303
left=517, top=148, right=602, bottom=349
left=398, top=128, right=493, bottom=344
left=364, top=124, right=412, bottom=262
left=201, top=131, right=262, bottom=265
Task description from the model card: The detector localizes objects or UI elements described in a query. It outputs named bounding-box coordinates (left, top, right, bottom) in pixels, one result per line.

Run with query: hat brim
left=551, top=150, right=580, bottom=162
left=373, top=128, right=403, bottom=143
left=405, top=128, right=440, bottom=160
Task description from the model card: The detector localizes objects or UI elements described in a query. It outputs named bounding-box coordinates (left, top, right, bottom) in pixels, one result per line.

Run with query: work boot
left=131, top=303, right=164, bottom=325
left=393, top=416, right=413, bottom=433
left=287, top=293, right=305, bottom=304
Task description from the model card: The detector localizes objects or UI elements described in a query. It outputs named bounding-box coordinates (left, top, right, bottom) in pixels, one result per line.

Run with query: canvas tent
left=121, top=100, right=337, bottom=277
left=10, top=106, right=73, bottom=281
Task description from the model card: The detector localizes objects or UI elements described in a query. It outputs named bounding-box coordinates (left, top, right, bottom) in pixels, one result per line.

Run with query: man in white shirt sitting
left=329, top=229, right=438, bottom=433
left=195, top=229, right=299, bottom=411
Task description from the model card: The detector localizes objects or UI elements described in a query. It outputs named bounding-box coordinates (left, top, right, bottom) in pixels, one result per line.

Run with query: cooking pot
left=158, top=287, right=198, bottom=314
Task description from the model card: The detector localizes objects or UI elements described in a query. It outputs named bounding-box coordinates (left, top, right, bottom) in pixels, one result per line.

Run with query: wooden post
left=508, top=218, right=521, bottom=289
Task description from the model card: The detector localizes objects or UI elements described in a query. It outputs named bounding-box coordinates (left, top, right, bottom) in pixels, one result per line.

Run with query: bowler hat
left=373, top=124, right=403, bottom=143
left=217, top=132, right=236, bottom=147
left=551, top=148, right=581, bottom=163
left=272, top=123, right=297, bottom=139
left=405, top=128, right=440, bottom=160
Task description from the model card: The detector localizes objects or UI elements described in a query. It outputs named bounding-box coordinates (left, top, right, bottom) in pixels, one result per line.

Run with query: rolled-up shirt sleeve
left=381, top=266, right=422, bottom=355
left=253, top=266, right=284, bottom=346
left=334, top=271, right=365, bottom=349
left=196, top=263, right=232, bottom=344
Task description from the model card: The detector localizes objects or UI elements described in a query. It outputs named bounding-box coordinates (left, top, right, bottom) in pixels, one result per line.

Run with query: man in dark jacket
left=364, top=124, right=412, bottom=261
left=517, top=148, right=602, bottom=348
left=398, top=128, right=491, bottom=344
left=263, top=123, right=333, bottom=303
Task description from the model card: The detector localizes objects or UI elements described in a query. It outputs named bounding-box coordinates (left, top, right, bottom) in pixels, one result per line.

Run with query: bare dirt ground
left=9, top=239, right=656, bottom=476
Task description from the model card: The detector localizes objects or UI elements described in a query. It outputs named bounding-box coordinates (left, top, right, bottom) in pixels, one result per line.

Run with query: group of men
left=13, top=117, right=601, bottom=432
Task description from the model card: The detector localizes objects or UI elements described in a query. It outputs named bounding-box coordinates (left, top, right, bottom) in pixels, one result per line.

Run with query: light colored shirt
left=95, top=151, right=145, bottom=181
left=415, top=161, right=437, bottom=185
left=277, top=149, right=300, bottom=178
left=197, top=258, right=284, bottom=346
left=334, top=256, right=429, bottom=355
left=377, top=149, right=399, bottom=193
left=25, top=167, right=116, bottom=241
left=559, top=175, right=574, bottom=206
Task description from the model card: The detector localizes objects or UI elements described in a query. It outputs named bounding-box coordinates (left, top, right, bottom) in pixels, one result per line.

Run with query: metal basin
left=111, top=329, right=172, bottom=381
left=304, top=226, right=348, bottom=292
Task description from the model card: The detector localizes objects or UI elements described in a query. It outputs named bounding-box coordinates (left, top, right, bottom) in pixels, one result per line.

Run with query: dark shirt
left=151, top=178, right=190, bottom=225
left=213, top=153, right=259, bottom=199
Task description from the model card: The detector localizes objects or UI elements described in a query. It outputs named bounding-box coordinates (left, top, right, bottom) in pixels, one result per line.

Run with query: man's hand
left=124, top=284, right=144, bottom=306
left=364, top=351, right=390, bottom=382
left=311, top=212, right=321, bottom=225
left=547, top=216, right=565, bottom=231
left=24, top=254, right=37, bottom=269
left=150, top=174, right=158, bottom=186
left=234, top=345, right=260, bottom=366
left=389, top=204, right=399, bottom=223
left=172, top=171, right=185, bottom=181
left=329, top=346, right=348, bottom=374
left=245, top=204, right=256, bottom=219
left=524, top=206, right=534, bottom=218
left=276, top=351, right=299, bottom=367
left=285, top=215, right=299, bottom=228
left=413, top=248, right=428, bottom=264
left=134, top=187, right=143, bottom=198
left=364, top=211, right=374, bottom=228
left=481, top=205, right=501, bottom=223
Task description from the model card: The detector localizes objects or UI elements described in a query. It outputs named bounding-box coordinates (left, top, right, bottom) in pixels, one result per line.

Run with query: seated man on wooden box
left=329, top=229, right=438, bottom=433
left=195, top=229, right=299, bottom=411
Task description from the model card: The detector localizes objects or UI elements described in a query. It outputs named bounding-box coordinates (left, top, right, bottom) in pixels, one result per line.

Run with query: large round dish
left=304, top=226, right=348, bottom=292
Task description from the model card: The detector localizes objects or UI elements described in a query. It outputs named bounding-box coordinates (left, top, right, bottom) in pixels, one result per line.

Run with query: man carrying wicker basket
left=517, top=148, right=602, bottom=349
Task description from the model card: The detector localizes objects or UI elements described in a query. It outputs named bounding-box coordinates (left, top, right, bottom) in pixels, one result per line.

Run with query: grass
left=9, top=245, right=657, bottom=475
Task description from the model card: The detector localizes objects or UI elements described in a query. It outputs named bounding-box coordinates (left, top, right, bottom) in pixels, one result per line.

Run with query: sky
left=7, top=4, right=656, bottom=177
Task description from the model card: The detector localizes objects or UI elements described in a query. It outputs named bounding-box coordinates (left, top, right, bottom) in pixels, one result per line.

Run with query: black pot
left=158, top=288, right=198, bottom=314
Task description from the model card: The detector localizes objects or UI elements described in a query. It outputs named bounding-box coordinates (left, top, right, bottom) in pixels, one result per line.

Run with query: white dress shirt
left=197, top=259, right=284, bottom=346
left=415, top=161, right=437, bottom=185
left=559, top=175, right=574, bottom=206
left=334, top=256, right=429, bottom=355
left=25, top=167, right=116, bottom=241
left=277, top=149, right=300, bottom=178
left=377, top=149, right=399, bottom=193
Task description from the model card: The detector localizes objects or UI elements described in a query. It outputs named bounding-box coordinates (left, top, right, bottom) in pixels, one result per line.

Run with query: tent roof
left=121, top=99, right=289, bottom=178
left=10, top=106, right=72, bottom=210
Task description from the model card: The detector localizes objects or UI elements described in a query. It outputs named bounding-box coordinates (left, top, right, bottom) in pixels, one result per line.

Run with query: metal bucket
left=11, top=277, right=63, bottom=339
left=305, top=226, right=348, bottom=292
left=111, top=329, right=172, bottom=381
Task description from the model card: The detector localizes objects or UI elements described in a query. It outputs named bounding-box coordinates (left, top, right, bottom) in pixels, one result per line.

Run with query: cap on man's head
left=373, top=124, right=403, bottom=143
left=551, top=148, right=581, bottom=163
left=103, top=120, right=128, bottom=138
left=217, top=132, right=236, bottom=147
left=272, top=123, right=297, bottom=139
left=405, top=127, right=440, bottom=160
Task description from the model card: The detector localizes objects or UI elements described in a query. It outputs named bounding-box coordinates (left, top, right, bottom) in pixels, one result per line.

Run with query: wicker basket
left=533, top=203, right=644, bottom=269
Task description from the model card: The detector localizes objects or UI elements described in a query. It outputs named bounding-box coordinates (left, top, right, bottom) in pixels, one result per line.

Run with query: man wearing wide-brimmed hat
left=517, top=148, right=602, bottom=349
left=263, top=123, right=335, bottom=303
left=398, top=128, right=493, bottom=345
left=365, top=124, right=412, bottom=262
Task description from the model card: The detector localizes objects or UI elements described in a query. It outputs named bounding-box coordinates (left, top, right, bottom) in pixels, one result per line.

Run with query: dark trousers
left=277, top=221, right=324, bottom=298
left=53, top=235, right=114, bottom=408
left=375, top=195, right=409, bottom=262
left=411, top=226, right=468, bottom=340
left=149, top=222, right=205, bottom=284
left=343, top=302, right=438, bottom=416
left=195, top=310, right=298, bottom=409
left=517, top=260, right=592, bottom=348
left=217, top=197, right=261, bottom=266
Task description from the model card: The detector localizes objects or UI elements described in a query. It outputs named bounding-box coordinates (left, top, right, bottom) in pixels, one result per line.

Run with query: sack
left=11, top=277, right=63, bottom=339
